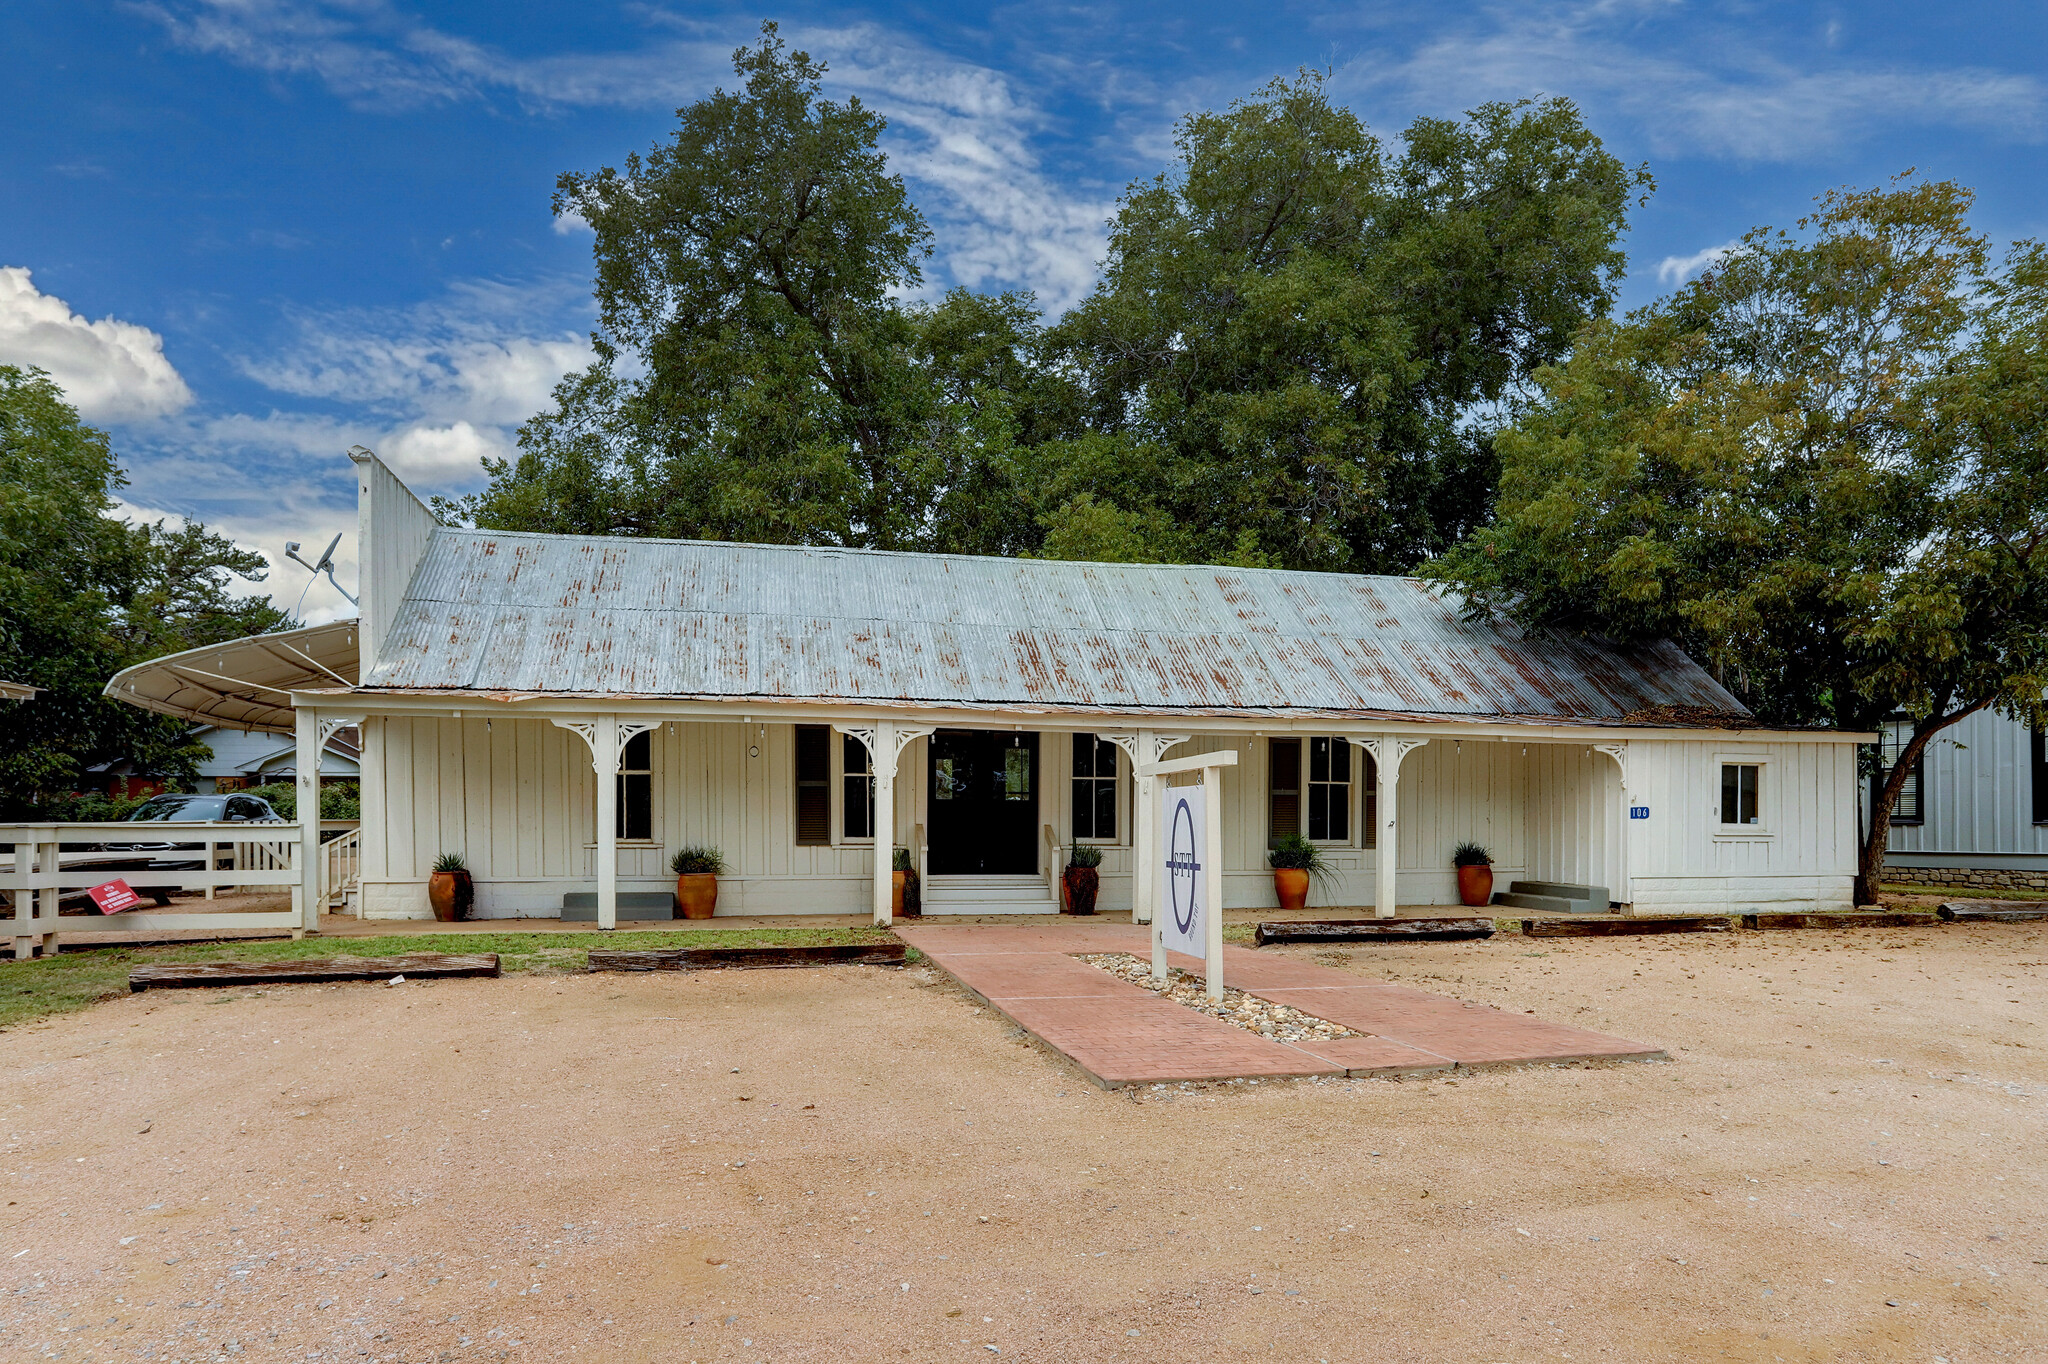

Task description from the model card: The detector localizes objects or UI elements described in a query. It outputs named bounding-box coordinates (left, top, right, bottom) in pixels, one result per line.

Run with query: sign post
left=1137, top=749, right=1237, bottom=1002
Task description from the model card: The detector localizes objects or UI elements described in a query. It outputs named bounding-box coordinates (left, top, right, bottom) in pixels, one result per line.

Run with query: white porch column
left=1357, top=736, right=1429, bottom=919
left=1103, top=732, right=1189, bottom=925
left=1595, top=743, right=1633, bottom=914
left=295, top=706, right=320, bottom=936
left=835, top=721, right=936, bottom=926
left=593, top=714, right=619, bottom=930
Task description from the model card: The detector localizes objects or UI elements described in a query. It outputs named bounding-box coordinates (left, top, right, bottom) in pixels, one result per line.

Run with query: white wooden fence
left=2, top=821, right=305, bottom=958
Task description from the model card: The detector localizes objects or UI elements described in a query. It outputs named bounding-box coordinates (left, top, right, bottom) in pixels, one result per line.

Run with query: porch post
left=1358, top=736, right=1429, bottom=919
left=593, top=712, right=619, bottom=931
left=1594, top=743, right=1632, bottom=914
left=295, top=705, right=320, bottom=937
left=872, top=720, right=896, bottom=927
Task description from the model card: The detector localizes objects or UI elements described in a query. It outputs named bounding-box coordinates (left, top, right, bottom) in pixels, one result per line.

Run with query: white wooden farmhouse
left=108, top=449, right=1866, bottom=929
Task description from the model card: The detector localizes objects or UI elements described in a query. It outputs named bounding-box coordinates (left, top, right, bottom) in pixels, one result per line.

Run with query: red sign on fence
left=87, top=879, right=144, bottom=914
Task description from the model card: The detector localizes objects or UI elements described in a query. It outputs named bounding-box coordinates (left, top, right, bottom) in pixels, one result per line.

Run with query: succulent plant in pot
left=1266, top=833, right=1330, bottom=911
left=891, top=845, right=921, bottom=917
left=1063, top=842, right=1103, bottom=915
left=1451, top=841, right=1494, bottom=907
left=428, top=852, right=473, bottom=922
left=671, top=846, right=726, bottom=920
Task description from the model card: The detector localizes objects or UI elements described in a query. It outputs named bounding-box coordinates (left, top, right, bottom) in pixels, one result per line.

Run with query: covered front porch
left=293, top=690, right=1641, bottom=931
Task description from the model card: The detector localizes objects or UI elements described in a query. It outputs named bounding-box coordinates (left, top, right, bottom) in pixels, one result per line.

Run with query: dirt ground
left=1, top=922, right=2040, bottom=1363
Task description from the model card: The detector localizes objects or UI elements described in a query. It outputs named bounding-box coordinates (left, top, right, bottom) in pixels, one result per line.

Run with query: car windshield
left=125, top=795, right=229, bottom=822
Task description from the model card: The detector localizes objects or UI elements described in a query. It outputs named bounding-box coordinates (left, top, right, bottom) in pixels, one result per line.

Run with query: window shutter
left=1268, top=738, right=1300, bottom=846
left=795, top=726, right=830, bottom=845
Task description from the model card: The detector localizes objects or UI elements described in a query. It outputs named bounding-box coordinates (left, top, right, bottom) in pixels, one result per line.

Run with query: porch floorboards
left=894, top=919, right=1663, bottom=1087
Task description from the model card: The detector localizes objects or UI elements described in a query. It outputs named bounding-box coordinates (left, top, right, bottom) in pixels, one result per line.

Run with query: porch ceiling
left=361, top=530, right=1750, bottom=726
left=103, top=618, right=360, bottom=735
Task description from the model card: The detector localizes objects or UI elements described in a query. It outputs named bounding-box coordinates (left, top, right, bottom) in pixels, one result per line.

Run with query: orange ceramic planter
left=427, top=870, right=472, bottom=922
left=1456, top=863, right=1494, bottom=907
left=675, top=873, right=718, bottom=919
left=1273, top=867, right=1309, bottom=911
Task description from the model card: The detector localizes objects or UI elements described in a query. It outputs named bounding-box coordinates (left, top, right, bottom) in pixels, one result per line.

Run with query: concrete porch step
left=561, top=892, right=676, bottom=921
left=1492, top=880, right=1611, bottom=915
left=923, top=875, right=1058, bottom=916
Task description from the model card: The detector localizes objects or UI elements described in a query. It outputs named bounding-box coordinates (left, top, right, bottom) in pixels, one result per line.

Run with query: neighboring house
left=105, top=449, right=1868, bottom=926
left=1868, top=710, right=2048, bottom=893
left=90, top=724, right=359, bottom=799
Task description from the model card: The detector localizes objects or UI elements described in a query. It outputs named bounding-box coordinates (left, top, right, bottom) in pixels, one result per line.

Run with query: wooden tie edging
left=129, top=952, right=500, bottom=991
left=587, top=943, right=909, bottom=972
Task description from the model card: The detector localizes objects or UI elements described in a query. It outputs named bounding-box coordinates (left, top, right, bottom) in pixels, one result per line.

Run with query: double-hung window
left=1719, top=762, right=1760, bottom=827
left=843, top=733, right=875, bottom=840
left=1306, top=737, right=1351, bottom=842
left=1270, top=737, right=1372, bottom=845
left=617, top=730, right=653, bottom=840
left=1072, top=735, right=1118, bottom=840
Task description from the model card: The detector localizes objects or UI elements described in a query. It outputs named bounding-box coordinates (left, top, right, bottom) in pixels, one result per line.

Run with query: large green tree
left=0, top=366, right=286, bottom=816
left=1042, top=73, right=1649, bottom=571
left=457, top=24, right=1066, bottom=552
left=1431, top=180, right=2048, bottom=903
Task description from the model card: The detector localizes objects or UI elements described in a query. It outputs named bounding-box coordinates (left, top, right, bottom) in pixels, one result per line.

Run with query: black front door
left=927, top=730, right=1039, bottom=875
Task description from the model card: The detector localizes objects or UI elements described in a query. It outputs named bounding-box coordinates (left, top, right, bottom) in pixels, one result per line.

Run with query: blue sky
left=4, top=1, right=2045, bottom=621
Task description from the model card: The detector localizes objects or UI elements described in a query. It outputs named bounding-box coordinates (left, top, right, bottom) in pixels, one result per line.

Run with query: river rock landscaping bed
left=1081, top=951, right=1358, bottom=1042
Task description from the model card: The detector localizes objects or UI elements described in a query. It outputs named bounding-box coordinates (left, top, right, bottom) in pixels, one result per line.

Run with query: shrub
left=671, top=846, right=726, bottom=875
left=1451, top=841, right=1493, bottom=867
left=1066, top=842, right=1103, bottom=869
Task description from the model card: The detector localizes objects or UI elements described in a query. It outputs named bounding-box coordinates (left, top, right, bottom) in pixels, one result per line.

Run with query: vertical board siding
left=354, top=718, right=1861, bottom=917
left=1884, top=709, right=2047, bottom=860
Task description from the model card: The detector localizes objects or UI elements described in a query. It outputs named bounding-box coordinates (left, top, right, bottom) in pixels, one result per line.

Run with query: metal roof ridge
left=426, top=525, right=1440, bottom=588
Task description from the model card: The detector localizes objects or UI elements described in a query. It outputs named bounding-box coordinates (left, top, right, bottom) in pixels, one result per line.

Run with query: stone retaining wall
left=1883, top=864, right=2048, bottom=892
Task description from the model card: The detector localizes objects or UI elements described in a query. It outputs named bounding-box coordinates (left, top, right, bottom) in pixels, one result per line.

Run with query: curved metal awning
left=103, top=619, right=360, bottom=735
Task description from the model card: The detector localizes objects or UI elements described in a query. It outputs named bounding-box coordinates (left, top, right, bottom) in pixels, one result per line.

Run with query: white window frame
left=1072, top=733, right=1125, bottom=846
left=615, top=727, right=659, bottom=846
left=1713, top=752, right=1772, bottom=838
left=837, top=731, right=874, bottom=846
left=1306, top=735, right=1356, bottom=847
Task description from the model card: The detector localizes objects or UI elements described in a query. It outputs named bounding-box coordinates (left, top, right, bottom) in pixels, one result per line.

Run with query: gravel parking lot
left=0, top=921, right=2040, bottom=1362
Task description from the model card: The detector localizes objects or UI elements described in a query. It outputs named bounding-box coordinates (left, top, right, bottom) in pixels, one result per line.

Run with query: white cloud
left=232, top=276, right=593, bottom=482
left=1338, top=1, right=2047, bottom=162
left=1655, top=239, right=1740, bottom=286
left=139, top=3, right=1114, bottom=311
left=0, top=267, right=194, bottom=422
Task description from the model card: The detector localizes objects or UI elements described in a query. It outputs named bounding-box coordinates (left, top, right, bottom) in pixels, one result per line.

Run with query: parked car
left=83, top=793, right=288, bottom=904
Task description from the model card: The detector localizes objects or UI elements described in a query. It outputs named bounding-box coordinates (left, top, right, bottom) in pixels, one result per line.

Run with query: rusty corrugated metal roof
left=361, top=531, right=1749, bottom=724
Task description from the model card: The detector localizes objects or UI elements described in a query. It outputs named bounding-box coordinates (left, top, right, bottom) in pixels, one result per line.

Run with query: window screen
left=1720, top=763, right=1760, bottom=826
left=617, top=729, right=652, bottom=840
left=843, top=733, right=875, bottom=839
left=1072, top=735, right=1119, bottom=840
left=795, top=726, right=830, bottom=846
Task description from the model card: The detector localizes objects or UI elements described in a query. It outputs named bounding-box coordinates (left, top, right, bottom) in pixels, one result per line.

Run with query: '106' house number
left=1629, top=805, right=1651, bottom=820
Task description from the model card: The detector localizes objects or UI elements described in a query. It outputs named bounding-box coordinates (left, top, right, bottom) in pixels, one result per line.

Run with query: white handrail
left=321, top=828, right=363, bottom=914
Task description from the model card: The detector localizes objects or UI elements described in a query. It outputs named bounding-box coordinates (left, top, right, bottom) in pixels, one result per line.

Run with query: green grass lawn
left=0, top=925, right=903, bottom=1032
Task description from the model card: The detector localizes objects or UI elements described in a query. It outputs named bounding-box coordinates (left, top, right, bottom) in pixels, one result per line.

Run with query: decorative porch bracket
left=834, top=721, right=936, bottom=925
left=553, top=717, right=662, bottom=930
left=1100, top=732, right=1189, bottom=926
left=295, top=708, right=364, bottom=935
left=1352, top=736, right=1431, bottom=919
left=1593, top=742, right=1632, bottom=912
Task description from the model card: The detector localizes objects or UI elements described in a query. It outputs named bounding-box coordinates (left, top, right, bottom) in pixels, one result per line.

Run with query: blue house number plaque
left=1629, top=805, right=1650, bottom=820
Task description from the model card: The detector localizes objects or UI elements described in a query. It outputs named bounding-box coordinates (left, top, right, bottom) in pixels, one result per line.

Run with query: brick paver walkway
left=893, top=919, right=1662, bottom=1088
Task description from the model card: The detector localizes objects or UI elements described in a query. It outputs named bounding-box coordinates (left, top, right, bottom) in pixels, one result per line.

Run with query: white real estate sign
left=1158, top=783, right=1207, bottom=960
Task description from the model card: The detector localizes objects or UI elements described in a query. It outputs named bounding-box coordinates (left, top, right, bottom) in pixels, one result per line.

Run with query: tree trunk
left=1855, top=700, right=1991, bottom=905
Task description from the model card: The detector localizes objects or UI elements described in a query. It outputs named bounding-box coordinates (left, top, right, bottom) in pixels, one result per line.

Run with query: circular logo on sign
left=1167, top=797, right=1200, bottom=935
